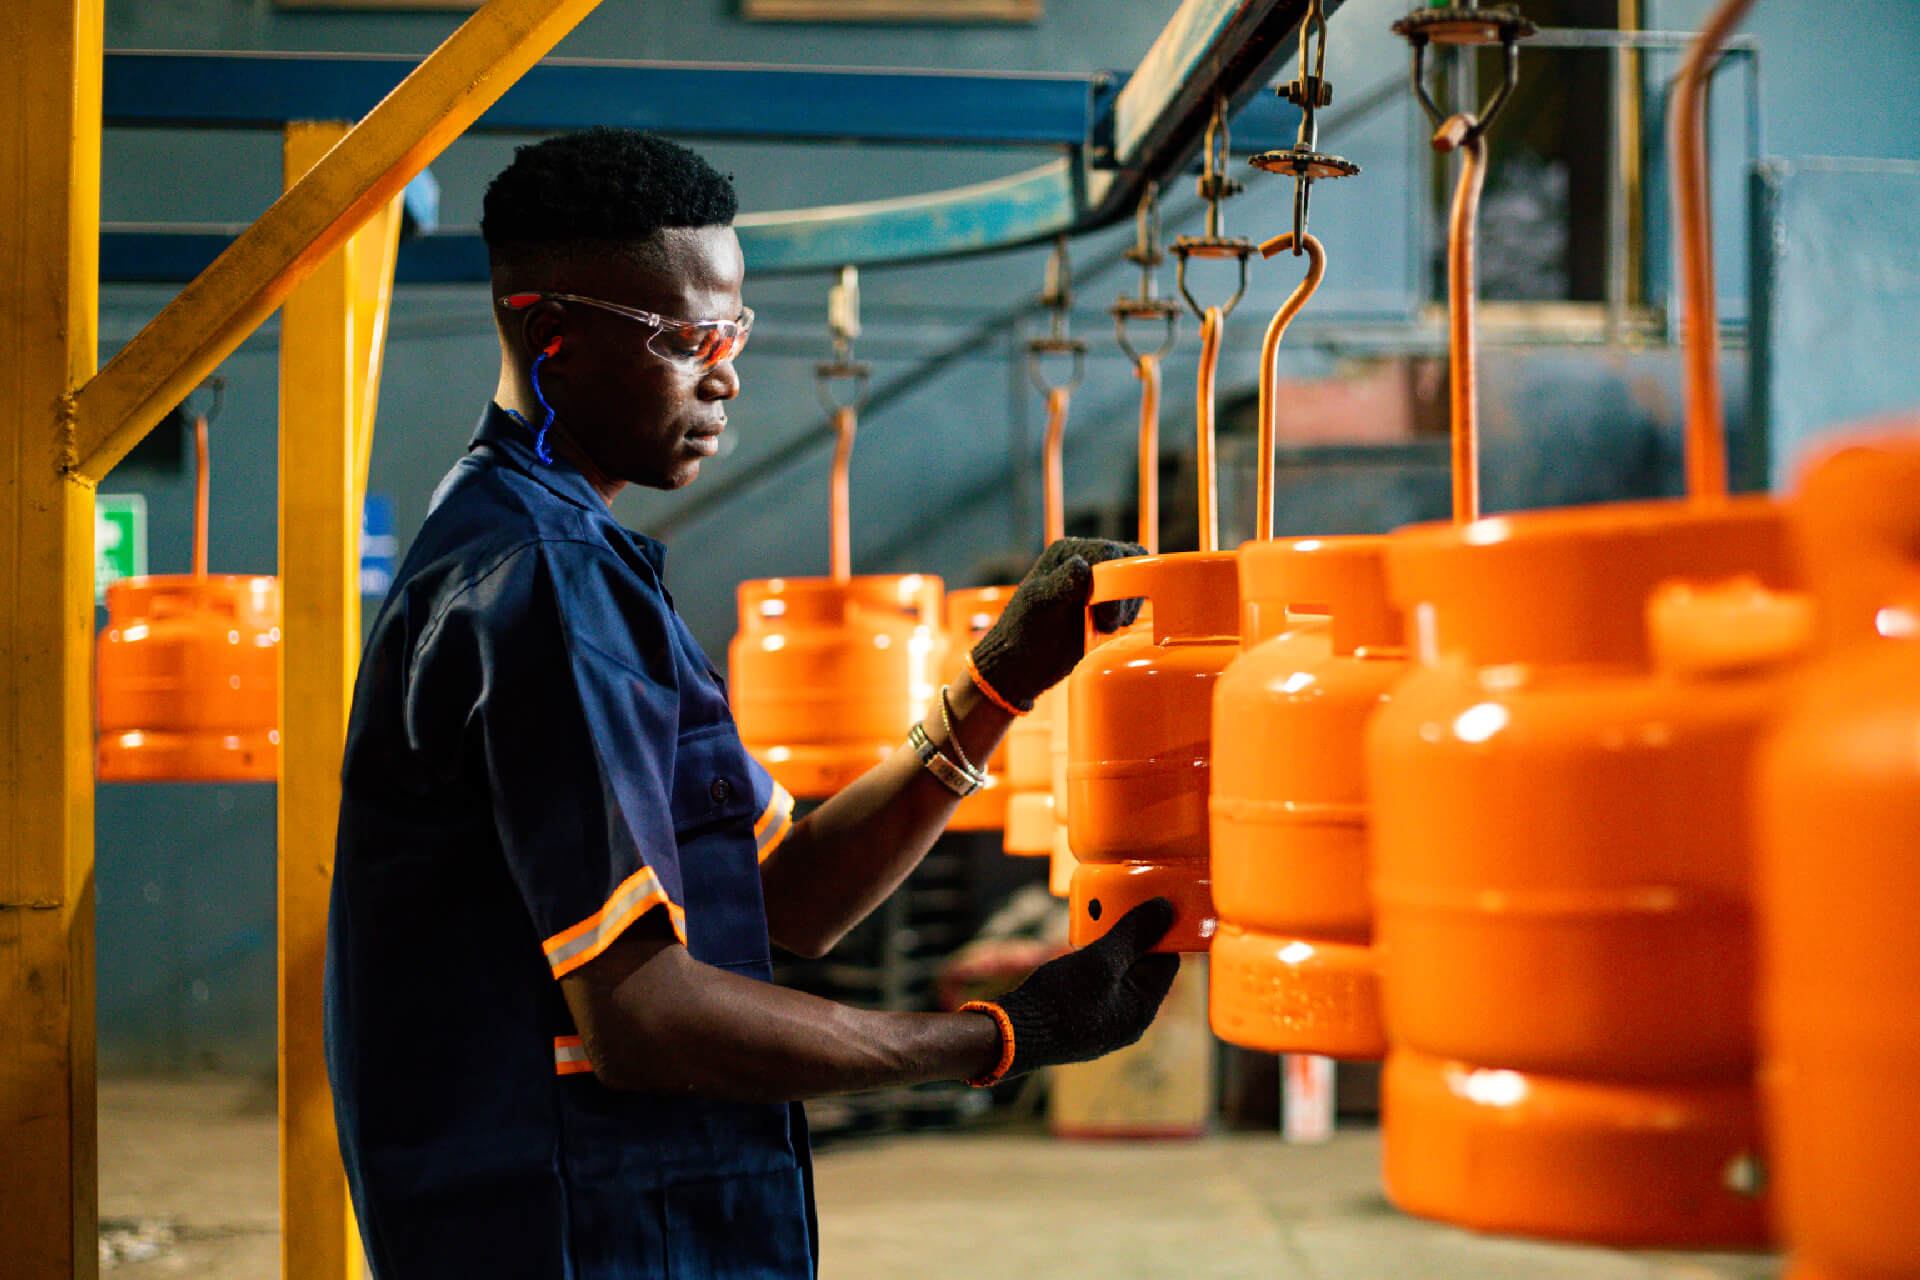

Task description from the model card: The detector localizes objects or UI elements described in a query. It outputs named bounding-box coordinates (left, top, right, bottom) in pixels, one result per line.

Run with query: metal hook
left=816, top=361, right=871, bottom=416
left=816, top=266, right=872, bottom=414
left=1172, top=94, right=1256, bottom=317
left=1113, top=304, right=1180, bottom=365
left=1029, top=235, right=1087, bottom=392
left=1251, top=0, right=1358, bottom=252
left=1112, top=181, right=1182, bottom=362
left=1027, top=338, right=1087, bottom=397
left=1171, top=247, right=1251, bottom=321
left=1394, top=4, right=1535, bottom=143
left=183, top=375, right=226, bottom=428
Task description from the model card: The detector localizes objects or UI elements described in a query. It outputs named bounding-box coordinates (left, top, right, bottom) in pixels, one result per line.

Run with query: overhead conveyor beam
left=105, top=52, right=1110, bottom=146
left=100, top=0, right=1337, bottom=278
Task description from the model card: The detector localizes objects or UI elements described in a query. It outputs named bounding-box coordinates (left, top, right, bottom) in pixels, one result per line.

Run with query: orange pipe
left=1251, top=233, right=1328, bottom=542
left=1135, top=353, right=1161, bottom=554
left=830, top=405, right=855, bottom=582
left=1043, top=385, right=1069, bottom=544
left=193, top=412, right=210, bottom=580
left=1671, top=0, right=1755, bottom=501
left=1433, top=114, right=1487, bottom=524
left=1195, top=306, right=1224, bottom=553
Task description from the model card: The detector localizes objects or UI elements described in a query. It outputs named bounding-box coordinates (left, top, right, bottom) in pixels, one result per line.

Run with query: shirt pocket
left=669, top=721, right=758, bottom=839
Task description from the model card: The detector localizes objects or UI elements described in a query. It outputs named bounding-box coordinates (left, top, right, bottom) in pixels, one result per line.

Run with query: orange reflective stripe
left=542, top=865, right=686, bottom=978
left=754, top=784, right=795, bottom=864
left=554, top=1035, right=592, bottom=1076
left=753, top=783, right=791, bottom=840
left=757, top=810, right=793, bottom=865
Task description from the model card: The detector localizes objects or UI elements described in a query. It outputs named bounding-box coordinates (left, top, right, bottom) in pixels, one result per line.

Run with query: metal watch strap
left=908, top=722, right=986, bottom=797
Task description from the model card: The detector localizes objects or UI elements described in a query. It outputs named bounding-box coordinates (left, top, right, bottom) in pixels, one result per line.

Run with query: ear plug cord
left=527, top=343, right=560, bottom=465
left=503, top=337, right=563, bottom=466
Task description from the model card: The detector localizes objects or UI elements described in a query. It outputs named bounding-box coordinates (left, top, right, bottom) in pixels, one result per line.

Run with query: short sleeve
left=423, top=541, right=689, bottom=977
left=747, top=757, right=795, bottom=865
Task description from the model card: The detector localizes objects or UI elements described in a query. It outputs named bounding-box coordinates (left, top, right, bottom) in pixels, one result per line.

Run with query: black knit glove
left=968, top=536, right=1147, bottom=711
left=963, top=899, right=1180, bottom=1084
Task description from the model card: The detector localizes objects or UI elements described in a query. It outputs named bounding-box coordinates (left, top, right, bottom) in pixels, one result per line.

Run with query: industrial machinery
left=731, top=269, right=948, bottom=798
left=1003, top=240, right=1084, bottom=859
left=1205, top=0, right=1401, bottom=1061
left=1367, top=0, right=1787, bottom=1245
left=97, top=389, right=281, bottom=782
left=1064, top=100, right=1254, bottom=951
left=1758, top=431, right=1920, bottom=1280
left=1046, top=199, right=1184, bottom=896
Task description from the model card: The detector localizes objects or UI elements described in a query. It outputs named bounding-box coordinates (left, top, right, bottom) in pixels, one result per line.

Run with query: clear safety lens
left=499, top=293, right=752, bottom=371
left=648, top=307, right=753, bottom=370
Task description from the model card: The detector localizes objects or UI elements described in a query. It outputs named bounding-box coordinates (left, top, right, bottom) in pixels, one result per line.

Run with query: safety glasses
left=499, top=291, right=753, bottom=372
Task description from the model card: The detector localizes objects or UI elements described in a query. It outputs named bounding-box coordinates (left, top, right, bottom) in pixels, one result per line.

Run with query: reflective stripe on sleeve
left=754, top=783, right=794, bottom=864
left=554, top=1035, right=593, bottom=1076
left=542, top=864, right=687, bottom=978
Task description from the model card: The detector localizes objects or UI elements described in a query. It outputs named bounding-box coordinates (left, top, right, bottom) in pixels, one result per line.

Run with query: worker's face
left=537, top=225, right=746, bottom=492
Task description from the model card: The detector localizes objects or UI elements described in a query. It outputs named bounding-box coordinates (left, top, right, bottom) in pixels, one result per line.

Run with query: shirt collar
left=468, top=403, right=671, bottom=575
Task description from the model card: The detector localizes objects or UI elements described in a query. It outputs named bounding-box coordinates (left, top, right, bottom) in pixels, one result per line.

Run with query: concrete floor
left=99, top=1077, right=1785, bottom=1279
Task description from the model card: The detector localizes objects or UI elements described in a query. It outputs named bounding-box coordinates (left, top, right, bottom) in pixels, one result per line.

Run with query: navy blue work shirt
left=326, top=403, right=814, bottom=1279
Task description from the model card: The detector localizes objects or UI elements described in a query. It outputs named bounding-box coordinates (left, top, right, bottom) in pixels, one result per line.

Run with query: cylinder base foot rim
left=1069, top=862, right=1213, bottom=952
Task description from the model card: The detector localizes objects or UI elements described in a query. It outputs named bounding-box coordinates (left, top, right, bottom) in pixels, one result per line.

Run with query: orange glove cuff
left=958, top=1000, right=1016, bottom=1087
left=964, top=653, right=1027, bottom=718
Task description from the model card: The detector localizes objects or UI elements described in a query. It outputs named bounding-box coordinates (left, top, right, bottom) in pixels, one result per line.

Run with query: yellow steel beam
left=279, top=121, right=402, bottom=1280
left=0, top=1, right=103, bottom=1277
left=68, top=0, right=603, bottom=485
left=352, top=192, right=403, bottom=501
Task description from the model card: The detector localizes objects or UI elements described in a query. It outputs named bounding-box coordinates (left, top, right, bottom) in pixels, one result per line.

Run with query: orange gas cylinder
left=1367, top=498, right=1796, bottom=1247
left=1757, top=433, right=1920, bottom=1280
left=1205, top=231, right=1404, bottom=1058
left=1046, top=677, right=1072, bottom=890
left=1005, top=272, right=1084, bottom=858
left=730, top=303, right=952, bottom=799
left=1002, top=688, right=1057, bottom=854
left=1210, top=537, right=1399, bottom=1058
left=730, top=572, right=946, bottom=798
left=96, top=408, right=281, bottom=782
left=1066, top=551, right=1239, bottom=952
left=1063, top=213, right=1246, bottom=950
left=98, top=576, right=282, bottom=781
left=943, top=585, right=1014, bottom=831
left=1363, top=0, right=1803, bottom=1244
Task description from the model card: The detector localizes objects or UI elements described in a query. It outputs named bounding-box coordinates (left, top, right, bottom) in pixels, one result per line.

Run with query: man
left=326, top=127, right=1176, bottom=1279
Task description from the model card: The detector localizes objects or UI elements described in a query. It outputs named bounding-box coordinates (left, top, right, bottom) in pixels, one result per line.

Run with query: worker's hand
left=968, top=536, right=1146, bottom=710
left=976, top=898, right=1179, bottom=1080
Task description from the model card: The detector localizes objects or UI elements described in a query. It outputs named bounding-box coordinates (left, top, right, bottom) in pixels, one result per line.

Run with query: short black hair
left=480, top=127, right=736, bottom=268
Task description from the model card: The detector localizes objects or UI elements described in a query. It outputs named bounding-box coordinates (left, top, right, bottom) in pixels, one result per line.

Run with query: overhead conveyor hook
left=1250, top=0, right=1360, bottom=253
left=816, top=267, right=871, bottom=583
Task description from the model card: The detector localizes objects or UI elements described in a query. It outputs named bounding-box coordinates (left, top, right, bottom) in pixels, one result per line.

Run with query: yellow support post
left=69, top=0, right=602, bottom=484
left=279, top=121, right=403, bottom=1280
left=0, top=2, right=103, bottom=1278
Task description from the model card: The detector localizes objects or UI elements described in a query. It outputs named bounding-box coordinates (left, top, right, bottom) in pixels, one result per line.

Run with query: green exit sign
left=95, top=494, right=148, bottom=603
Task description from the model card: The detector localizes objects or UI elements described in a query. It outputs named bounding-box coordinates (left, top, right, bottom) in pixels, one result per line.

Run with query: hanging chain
left=1028, top=235, right=1087, bottom=395
left=1195, top=95, right=1242, bottom=242
left=1250, top=0, right=1359, bottom=254
left=1287, top=0, right=1331, bottom=248
left=1111, top=181, right=1180, bottom=363
left=1171, top=95, right=1254, bottom=319
left=816, top=265, right=870, bottom=415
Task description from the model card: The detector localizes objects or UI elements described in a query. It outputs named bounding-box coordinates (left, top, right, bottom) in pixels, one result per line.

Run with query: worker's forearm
left=760, top=670, right=1014, bottom=957
left=567, top=924, right=1004, bottom=1102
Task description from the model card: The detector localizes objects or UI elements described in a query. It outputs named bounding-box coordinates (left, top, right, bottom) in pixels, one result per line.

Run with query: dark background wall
left=93, top=0, right=1920, bottom=1073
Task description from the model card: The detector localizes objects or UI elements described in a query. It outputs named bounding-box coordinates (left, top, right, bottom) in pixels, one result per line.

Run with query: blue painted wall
left=93, top=0, right=1919, bottom=1072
